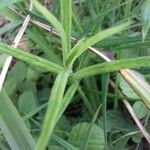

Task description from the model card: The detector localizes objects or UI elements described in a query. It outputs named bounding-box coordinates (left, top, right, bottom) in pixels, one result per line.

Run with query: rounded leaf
left=18, top=90, right=38, bottom=114
left=26, top=67, right=40, bottom=81
left=133, top=101, right=149, bottom=119
left=68, top=122, right=104, bottom=150
left=119, top=75, right=139, bottom=99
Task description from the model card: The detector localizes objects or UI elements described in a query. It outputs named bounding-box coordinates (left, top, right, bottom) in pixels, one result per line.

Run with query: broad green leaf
left=18, top=90, right=38, bottom=114
left=133, top=101, right=149, bottom=119
left=56, top=116, right=71, bottom=133
left=37, top=69, right=72, bottom=150
left=0, top=42, right=64, bottom=74
left=98, top=109, right=134, bottom=133
left=72, top=56, right=150, bottom=80
left=8, top=62, right=27, bottom=86
left=61, top=0, right=72, bottom=51
left=0, top=89, right=36, bottom=150
left=132, top=132, right=141, bottom=143
left=0, top=0, right=23, bottom=10
left=4, top=77, right=17, bottom=96
left=32, top=0, right=68, bottom=63
left=26, top=66, right=40, bottom=81
left=4, top=62, right=27, bottom=96
left=20, top=80, right=36, bottom=93
left=68, top=122, right=105, bottom=150
left=120, top=69, right=150, bottom=109
left=141, top=0, right=150, bottom=41
left=119, top=75, right=139, bottom=99
left=66, top=21, right=131, bottom=66
left=113, top=136, right=130, bottom=150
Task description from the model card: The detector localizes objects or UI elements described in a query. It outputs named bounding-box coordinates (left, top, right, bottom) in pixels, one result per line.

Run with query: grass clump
left=0, top=0, right=150, bottom=150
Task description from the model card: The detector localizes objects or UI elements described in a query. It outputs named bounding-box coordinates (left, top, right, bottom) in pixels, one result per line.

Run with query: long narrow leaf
left=120, top=69, right=150, bottom=109
left=61, top=0, right=72, bottom=51
left=66, top=21, right=131, bottom=66
left=0, top=21, right=21, bottom=34
left=101, top=73, right=110, bottom=150
left=57, top=83, right=78, bottom=122
left=23, top=103, right=48, bottom=121
left=52, top=134, right=78, bottom=150
left=32, top=0, right=68, bottom=63
left=0, top=43, right=64, bottom=74
left=37, top=69, right=71, bottom=150
left=0, top=89, right=36, bottom=150
left=79, top=106, right=101, bottom=150
left=77, top=86, right=95, bottom=117
left=0, top=0, right=23, bottom=10
left=72, top=56, right=150, bottom=80
left=26, top=27, right=62, bottom=65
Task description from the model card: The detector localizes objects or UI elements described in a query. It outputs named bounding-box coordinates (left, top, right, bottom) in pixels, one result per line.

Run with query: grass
left=0, top=0, right=150, bottom=149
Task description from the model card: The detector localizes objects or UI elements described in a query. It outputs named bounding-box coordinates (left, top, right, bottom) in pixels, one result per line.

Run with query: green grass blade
left=0, top=21, right=21, bottom=34
left=96, top=36, right=146, bottom=48
left=141, top=0, right=150, bottom=41
left=79, top=106, right=101, bottom=150
left=77, top=86, right=95, bottom=117
left=66, top=21, right=131, bottom=66
left=72, top=56, right=150, bottom=80
left=37, top=69, right=71, bottom=150
left=23, top=103, right=48, bottom=120
left=120, top=69, right=150, bottom=109
left=1, top=7, right=21, bottom=21
left=0, top=89, right=36, bottom=150
left=116, top=40, right=150, bottom=49
left=124, top=0, right=132, bottom=19
left=0, top=42, right=64, bottom=74
left=32, top=0, right=68, bottom=64
left=52, top=134, right=78, bottom=150
left=101, top=73, right=110, bottom=150
left=26, top=27, right=62, bottom=65
left=0, top=0, right=23, bottom=10
left=86, top=89, right=140, bottom=101
left=57, top=83, right=78, bottom=122
left=112, top=131, right=139, bottom=145
left=61, top=0, right=72, bottom=51
left=72, top=9, right=83, bottom=32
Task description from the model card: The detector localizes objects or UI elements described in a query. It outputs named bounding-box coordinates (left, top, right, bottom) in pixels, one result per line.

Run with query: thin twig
left=123, top=100, right=150, bottom=145
left=0, top=2, right=32, bottom=91
left=135, top=112, right=150, bottom=150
